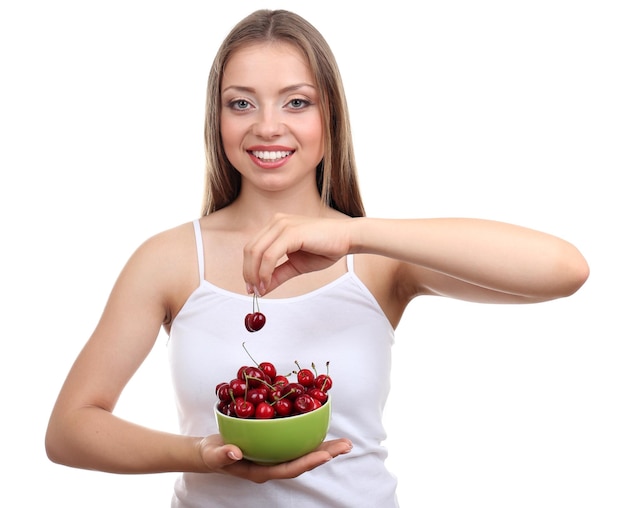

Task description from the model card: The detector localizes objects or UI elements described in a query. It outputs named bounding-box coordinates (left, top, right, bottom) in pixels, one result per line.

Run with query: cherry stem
left=312, top=361, right=331, bottom=390
left=241, top=341, right=260, bottom=368
left=269, top=389, right=295, bottom=406
left=321, top=361, right=331, bottom=390
left=252, top=292, right=260, bottom=313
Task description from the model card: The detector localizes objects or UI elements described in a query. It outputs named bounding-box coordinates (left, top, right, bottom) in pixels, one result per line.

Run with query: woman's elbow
left=45, top=424, right=64, bottom=465
left=44, top=416, right=75, bottom=467
left=556, top=245, right=590, bottom=298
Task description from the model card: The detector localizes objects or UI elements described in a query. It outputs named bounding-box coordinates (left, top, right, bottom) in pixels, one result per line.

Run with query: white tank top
left=168, top=219, right=398, bottom=507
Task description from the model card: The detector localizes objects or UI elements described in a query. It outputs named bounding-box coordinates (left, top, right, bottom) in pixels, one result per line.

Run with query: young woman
left=45, top=9, right=589, bottom=507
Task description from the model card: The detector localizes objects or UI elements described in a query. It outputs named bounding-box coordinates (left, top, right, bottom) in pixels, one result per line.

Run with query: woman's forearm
left=45, top=406, right=206, bottom=474
left=350, top=217, right=589, bottom=299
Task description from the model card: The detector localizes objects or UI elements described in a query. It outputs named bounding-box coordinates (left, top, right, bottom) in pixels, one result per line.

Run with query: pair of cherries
left=244, top=293, right=266, bottom=332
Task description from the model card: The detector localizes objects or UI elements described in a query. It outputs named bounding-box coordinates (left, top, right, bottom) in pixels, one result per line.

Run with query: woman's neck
left=227, top=189, right=330, bottom=228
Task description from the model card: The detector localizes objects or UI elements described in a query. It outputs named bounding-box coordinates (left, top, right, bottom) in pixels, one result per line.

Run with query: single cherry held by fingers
left=245, top=292, right=266, bottom=332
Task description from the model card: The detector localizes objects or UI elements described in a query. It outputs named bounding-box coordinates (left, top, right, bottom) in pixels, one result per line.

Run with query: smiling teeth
left=251, top=150, right=292, bottom=161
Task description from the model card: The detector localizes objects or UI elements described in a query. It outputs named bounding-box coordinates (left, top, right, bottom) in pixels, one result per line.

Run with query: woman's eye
left=229, top=99, right=251, bottom=111
left=288, top=98, right=310, bottom=109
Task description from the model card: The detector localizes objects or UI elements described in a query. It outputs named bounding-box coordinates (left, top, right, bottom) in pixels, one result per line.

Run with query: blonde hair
left=201, top=9, right=365, bottom=217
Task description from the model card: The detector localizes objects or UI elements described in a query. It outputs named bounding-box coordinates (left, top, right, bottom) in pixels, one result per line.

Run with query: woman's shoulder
left=121, top=220, right=198, bottom=281
left=130, top=219, right=201, bottom=303
left=136, top=220, right=196, bottom=252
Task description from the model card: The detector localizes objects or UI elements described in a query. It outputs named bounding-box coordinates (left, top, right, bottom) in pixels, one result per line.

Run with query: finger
left=222, top=445, right=243, bottom=464
left=225, top=438, right=352, bottom=483
left=257, top=235, right=301, bottom=294
left=199, top=437, right=244, bottom=472
left=317, top=438, right=353, bottom=457
left=243, top=216, right=296, bottom=294
left=258, top=438, right=353, bottom=482
left=264, top=252, right=335, bottom=294
left=241, top=220, right=283, bottom=293
left=263, top=258, right=302, bottom=294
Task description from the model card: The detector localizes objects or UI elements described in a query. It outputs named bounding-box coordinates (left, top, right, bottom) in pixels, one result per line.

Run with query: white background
left=1, top=1, right=624, bottom=506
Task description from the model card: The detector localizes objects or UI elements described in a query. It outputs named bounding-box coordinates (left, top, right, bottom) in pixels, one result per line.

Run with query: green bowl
left=215, top=397, right=331, bottom=465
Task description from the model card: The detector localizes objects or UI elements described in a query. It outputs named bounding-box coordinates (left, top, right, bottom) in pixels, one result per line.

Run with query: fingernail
left=227, top=451, right=240, bottom=461
left=245, top=283, right=253, bottom=294
left=259, top=281, right=266, bottom=295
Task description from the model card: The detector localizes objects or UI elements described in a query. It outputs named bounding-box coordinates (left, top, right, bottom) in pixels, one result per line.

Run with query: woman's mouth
left=249, top=150, right=294, bottom=162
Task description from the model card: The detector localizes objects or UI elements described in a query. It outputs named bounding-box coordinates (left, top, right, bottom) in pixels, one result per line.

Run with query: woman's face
left=220, top=42, right=324, bottom=194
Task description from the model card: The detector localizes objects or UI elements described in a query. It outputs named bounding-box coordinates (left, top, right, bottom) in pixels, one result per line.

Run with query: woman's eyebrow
left=222, top=83, right=316, bottom=94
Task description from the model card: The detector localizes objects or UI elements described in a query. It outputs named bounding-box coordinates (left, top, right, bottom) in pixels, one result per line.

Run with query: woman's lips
left=247, top=149, right=294, bottom=168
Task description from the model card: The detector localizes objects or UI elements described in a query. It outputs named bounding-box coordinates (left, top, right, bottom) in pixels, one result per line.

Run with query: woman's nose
left=252, top=108, right=284, bottom=138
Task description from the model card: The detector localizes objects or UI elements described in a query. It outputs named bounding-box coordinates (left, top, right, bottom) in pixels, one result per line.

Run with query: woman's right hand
left=198, top=435, right=352, bottom=482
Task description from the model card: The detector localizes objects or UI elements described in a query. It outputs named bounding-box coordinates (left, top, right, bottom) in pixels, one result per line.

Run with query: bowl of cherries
left=214, top=344, right=333, bottom=465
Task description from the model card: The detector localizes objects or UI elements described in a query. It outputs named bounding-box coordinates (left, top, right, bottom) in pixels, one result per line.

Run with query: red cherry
left=273, top=375, right=289, bottom=388
left=217, top=400, right=231, bottom=415
left=256, top=385, right=270, bottom=399
left=243, top=366, right=265, bottom=387
left=245, top=294, right=266, bottom=332
left=259, top=361, right=277, bottom=380
left=297, top=368, right=315, bottom=387
left=273, top=398, right=293, bottom=417
left=229, top=378, right=247, bottom=398
left=244, top=314, right=253, bottom=332
left=250, top=312, right=266, bottom=332
left=216, top=383, right=232, bottom=402
left=294, top=393, right=316, bottom=414
left=237, top=365, right=249, bottom=381
left=311, top=362, right=333, bottom=392
left=283, top=382, right=305, bottom=400
left=246, top=388, right=266, bottom=405
left=221, top=401, right=237, bottom=416
left=307, top=387, right=328, bottom=405
left=234, top=399, right=255, bottom=418
left=215, top=382, right=229, bottom=397
left=315, top=374, right=333, bottom=392
left=255, top=401, right=275, bottom=419
left=244, top=312, right=266, bottom=332
left=294, top=360, right=315, bottom=387
left=268, top=388, right=283, bottom=402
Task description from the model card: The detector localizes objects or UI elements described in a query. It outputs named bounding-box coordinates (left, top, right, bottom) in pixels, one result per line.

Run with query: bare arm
left=45, top=225, right=351, bottom=478
left=351, top=217, right=589, bottom=302
left=45, top=229, right=209, bottom=474
left=242, top=215, right=589, bottom=304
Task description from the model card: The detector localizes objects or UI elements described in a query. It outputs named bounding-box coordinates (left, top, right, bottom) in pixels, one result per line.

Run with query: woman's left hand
left=242, top=213, right=353, bottom=295
left=200, top=436, right=353, bottom=483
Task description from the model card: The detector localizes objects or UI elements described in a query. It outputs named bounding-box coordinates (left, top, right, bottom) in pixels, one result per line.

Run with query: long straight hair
left=201, top=9, right=365, bottom=217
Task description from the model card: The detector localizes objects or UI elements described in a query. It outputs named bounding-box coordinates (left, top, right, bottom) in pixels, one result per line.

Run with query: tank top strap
left=192, top=219, right=205, bottom=282
left=346, top=253, right=355, bottom=273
